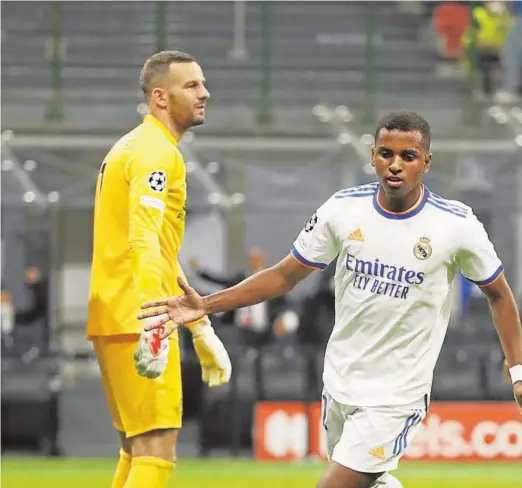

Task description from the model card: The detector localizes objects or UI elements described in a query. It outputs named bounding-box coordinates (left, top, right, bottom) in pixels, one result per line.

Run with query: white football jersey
left=292, top=182, right=503, bottom=406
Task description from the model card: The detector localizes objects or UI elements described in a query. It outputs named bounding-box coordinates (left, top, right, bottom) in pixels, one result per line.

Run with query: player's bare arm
left=480, top=274, right=522, bottom=411
left=204, top=253, right=314, bottom=313
left=138, top=254, right=315, bottom=339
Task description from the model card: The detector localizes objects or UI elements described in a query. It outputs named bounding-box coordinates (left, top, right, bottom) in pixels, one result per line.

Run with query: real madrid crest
left=414, top=237, right=432, bottom=260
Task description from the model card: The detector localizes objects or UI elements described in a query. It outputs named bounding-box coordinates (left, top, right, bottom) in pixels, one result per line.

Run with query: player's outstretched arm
left=480, top=274, right=522, bottom=412
left=138, top=253, right=315, bottom=339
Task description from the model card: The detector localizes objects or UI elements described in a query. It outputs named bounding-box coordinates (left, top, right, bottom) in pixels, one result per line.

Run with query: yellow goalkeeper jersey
left=87, top=114, right=187, bottom=337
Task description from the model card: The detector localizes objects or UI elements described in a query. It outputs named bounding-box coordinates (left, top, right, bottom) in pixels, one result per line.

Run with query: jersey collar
left=373, top=185, right=429, bottom=220
left=144, top=114, right=179, bottom=146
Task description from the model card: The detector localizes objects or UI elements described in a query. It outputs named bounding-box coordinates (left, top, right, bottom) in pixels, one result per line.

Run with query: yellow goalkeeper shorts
left=92, top=334, right=182, bottom=437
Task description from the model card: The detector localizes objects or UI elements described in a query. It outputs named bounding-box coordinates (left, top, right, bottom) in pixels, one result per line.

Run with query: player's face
left=166, top=61, right=210, bottom=129
left=371, top=129, right=431, bottom=199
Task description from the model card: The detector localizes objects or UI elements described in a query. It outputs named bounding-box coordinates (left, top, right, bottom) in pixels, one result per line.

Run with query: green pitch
left=2, top=458, right=521, bottom=488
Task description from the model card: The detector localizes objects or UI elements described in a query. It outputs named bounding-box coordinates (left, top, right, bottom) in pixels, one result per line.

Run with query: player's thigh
left=332, top=404, right=425, bottom=475
left=321, top=392, right=384, bottom=488
left=317, top=462, right=382, bottom=488
left=132, top=427, right=179, bottom=462
left=322, top=390, right=347, bottom=461
left=95, top=334, right=183, bottom=438
left=92, top=337, right=125, bottom=432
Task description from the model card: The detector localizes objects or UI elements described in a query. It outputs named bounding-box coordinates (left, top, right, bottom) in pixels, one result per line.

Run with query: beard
left=167, top=94, right=205, bottom=130
left=190, top=116, right=205, bottom=127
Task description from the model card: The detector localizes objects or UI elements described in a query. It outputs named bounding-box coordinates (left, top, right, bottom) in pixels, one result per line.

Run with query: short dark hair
left=374, top=110, right=431, bottom=149
left=140, top=50, right=197, bottom=99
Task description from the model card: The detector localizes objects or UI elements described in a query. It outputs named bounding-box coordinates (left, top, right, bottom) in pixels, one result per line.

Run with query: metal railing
left=34, top=2, right=491, bottom=126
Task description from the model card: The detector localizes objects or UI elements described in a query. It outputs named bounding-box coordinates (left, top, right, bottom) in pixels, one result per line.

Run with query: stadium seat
left=200, top=346, right=258, bottom=404
left=58, top=376, right=116, bottom=456
left=447, top=313, right=499, bottom=346
left=1, top=356, right=59, bottom=401
left=431, top=346, right=486, bottom=400
left=433, top=3, right=470, bottom=60
left=214, top=325, right=242, bottom=351
left=198, top=348, right=259, bottom=454
left=1, top=356, right=61, bottom=454
left=484, top=347, right=514, bottom=401
left=260, top=343, right=309, bottom=401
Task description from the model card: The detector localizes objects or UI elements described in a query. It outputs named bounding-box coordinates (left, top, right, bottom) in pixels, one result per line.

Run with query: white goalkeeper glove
left=189, top=318, right=232, bottom=387
left=134, top=322, right=170, bottom=379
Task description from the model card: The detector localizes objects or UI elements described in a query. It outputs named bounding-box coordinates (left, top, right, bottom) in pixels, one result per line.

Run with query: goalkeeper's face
left=166, top=61, right=210, bottom=130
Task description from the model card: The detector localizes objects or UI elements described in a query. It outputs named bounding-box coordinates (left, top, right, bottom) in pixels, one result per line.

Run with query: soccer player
left=137, top=111, right=522, bottom=488
left=87, top=51, right=231, bottom=488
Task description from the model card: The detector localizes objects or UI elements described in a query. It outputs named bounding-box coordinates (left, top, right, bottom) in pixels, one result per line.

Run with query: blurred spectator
left=433, top=2, right=470, bottom=60
left=15, top=267, right=49, bottom=328
left=462, top=1, right=513, bottom=98
left=297, top=260, right=336, bottom=348
left=190, top=248, right=299, bottom=347
left=1, top=289, right=15, bottom=339
left=495, top=0, right=522, bottom=102
left=2, top=267, right=50, bottom=351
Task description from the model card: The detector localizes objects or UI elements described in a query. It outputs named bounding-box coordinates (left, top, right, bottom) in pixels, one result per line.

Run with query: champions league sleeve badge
left=304, top=212, right=318, bottom=233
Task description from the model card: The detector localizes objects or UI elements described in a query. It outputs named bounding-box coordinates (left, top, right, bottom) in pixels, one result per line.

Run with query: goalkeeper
left=87, top=51, right=231, bottom=488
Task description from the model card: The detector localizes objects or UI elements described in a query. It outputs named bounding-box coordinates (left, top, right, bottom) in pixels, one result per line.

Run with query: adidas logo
left=348, top=228, right=364, bottom=242
left=368, top=446, right=385, bottom=461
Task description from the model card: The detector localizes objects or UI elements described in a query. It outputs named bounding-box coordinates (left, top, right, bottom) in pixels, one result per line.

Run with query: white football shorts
left=321, top=389, right=428, bottom=474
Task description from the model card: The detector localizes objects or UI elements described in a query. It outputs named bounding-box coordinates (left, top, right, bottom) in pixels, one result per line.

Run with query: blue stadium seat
left=260, top=343, right=309, bottom=401
left=484, top=347, right=514, bottom=401
left=431, top=346, right=486, bottom=401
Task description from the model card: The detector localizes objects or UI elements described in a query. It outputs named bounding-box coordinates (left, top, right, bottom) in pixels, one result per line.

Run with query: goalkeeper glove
left=134, top=323, right=170, bottom=379
left=189, top=318, right=232, bottom=387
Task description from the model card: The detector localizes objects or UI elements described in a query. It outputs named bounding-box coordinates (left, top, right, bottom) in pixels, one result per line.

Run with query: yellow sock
left=111, top=449, right=132, bottom=488
left=123, top=456, right=174, bottom=488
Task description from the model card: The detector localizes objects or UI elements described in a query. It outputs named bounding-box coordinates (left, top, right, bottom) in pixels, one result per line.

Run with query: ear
left=424, top=153, right=432, bottom=174
left=370, top=146, right=376, bottom=167
left=151, top=87, right=168, bottom=109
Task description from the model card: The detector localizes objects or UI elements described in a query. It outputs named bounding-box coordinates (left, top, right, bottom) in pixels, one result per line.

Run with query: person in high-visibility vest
left=462, top=1, right=513, bottom=97
left=495, top=0, right=522, bottom=103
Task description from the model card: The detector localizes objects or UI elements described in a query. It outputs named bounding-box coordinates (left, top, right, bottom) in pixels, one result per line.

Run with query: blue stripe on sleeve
left=467, top=265, right=504, bottom=286
left=291, top=246, right=328, bottom=270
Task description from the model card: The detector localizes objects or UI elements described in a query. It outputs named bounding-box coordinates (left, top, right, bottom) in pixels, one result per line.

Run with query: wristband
left=509, top=364, right=522, bottom=385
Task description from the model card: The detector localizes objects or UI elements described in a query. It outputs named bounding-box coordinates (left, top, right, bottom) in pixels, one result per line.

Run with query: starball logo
left=345, top=253, right=425, bottom=300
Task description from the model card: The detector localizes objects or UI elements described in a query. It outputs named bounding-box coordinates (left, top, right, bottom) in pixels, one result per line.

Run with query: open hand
left=137, top=276, right=205, bottom=340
